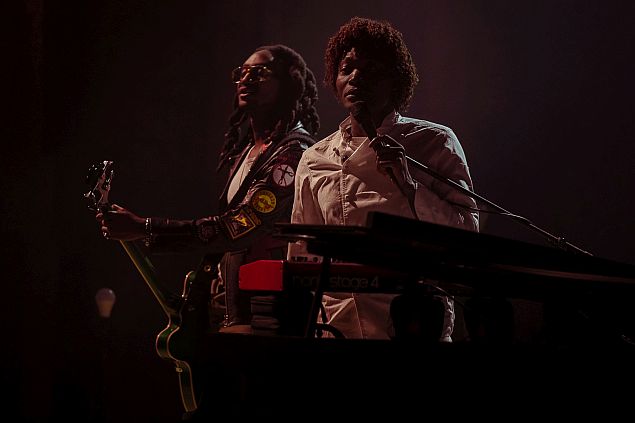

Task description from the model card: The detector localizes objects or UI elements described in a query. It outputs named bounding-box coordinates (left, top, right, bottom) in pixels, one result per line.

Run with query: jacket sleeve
left=149, top=142, right=305, bottom=253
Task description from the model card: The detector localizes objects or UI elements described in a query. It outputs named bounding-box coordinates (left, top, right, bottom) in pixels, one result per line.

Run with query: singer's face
left=336, top=47, right=394, bottom=118
left=236, top=50, right=280, bottom=113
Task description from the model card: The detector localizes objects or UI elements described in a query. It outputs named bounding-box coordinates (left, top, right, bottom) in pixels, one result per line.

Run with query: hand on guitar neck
left=85, top=160, right=148, bottom=242
left=96, top=204, right=146, bottom=242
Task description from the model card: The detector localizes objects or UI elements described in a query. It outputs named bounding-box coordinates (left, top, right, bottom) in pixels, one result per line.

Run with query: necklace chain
left=240, top=144, right=260, bottom=183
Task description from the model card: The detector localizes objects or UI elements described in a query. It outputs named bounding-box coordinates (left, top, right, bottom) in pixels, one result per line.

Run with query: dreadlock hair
left=217, top=44, right=320, bottom=171
left=324, top=17, right=419, bottom=113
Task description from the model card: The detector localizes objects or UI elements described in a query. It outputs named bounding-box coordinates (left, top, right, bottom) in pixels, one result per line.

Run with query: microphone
left=350, top=102, right=418, bottom=216
left=350, top=102, right=403, bottom=187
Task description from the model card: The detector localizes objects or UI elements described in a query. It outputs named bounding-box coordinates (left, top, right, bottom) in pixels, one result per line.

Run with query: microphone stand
left=352, top=104, right=591, bottom=256
left=403, top=146, right=593, bottom=257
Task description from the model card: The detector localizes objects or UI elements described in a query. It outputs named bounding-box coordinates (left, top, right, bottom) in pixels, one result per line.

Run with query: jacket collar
left=219, top=123, right=307, bottom=210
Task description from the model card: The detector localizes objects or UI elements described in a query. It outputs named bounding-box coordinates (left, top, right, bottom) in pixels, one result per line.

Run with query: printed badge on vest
left=271, top=162, right=295, bottom=188
left=251, top=189, right=277, bottom=214
left=220, top=206, right=262, bottom=239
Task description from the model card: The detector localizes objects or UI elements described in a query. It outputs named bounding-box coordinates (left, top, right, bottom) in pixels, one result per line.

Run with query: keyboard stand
left=304, top=254, right=331, bottom=338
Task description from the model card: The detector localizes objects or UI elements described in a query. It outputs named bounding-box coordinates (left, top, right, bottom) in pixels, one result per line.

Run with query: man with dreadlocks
left=288, top=17, right=479, bottom=341
left=97, top=44, right=319, bottom=335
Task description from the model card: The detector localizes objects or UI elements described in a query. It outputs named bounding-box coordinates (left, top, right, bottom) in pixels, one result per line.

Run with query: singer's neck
left=350, top=117, right=368, bottom=137
left=349, top=107, right=392, bottom=137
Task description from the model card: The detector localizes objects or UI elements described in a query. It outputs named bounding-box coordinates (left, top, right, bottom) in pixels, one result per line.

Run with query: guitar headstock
left=85, top=160, right=114, bottom=211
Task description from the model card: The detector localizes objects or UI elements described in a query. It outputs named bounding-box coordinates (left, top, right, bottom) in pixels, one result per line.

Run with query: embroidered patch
left=271, top=163, right=295, bottom=187
left=220, top=207, right=262, bottom=239
left=251, top=189, right=277, bottom=214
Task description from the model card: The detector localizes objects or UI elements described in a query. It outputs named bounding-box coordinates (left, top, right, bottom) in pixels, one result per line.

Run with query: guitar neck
left=119, top=240, right=175, bottom=316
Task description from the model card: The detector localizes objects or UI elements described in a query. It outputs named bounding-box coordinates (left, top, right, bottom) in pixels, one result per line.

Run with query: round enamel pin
left=251, top=189, right=277, bottom=213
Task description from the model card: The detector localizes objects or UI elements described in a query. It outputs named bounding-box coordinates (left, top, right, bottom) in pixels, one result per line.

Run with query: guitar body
left=155, top=306, right=198, bottom=413
left=155, top=254, right=222, bottom=413
left=85, top=160, right=222, bottom=414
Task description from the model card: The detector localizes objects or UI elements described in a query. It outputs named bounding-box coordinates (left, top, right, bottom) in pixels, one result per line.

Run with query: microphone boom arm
left=403, top=154, right=592, bottom=256
left=350, top=103, right=587, bottom=255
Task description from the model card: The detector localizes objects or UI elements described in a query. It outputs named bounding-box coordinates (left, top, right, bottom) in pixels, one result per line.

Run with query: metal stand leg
left=304, top=255, right=331, bottom=338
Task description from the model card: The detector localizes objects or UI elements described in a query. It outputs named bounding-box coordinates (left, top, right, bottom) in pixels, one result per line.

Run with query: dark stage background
left=5, top=0, right=635, bottom=421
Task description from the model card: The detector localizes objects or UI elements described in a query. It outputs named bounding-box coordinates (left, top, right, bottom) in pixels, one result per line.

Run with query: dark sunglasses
left=231, top=64, right=273, bottom=84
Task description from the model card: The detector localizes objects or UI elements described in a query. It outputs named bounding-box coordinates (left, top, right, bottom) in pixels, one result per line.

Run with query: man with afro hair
left=289, top=17, right=479, bottom=342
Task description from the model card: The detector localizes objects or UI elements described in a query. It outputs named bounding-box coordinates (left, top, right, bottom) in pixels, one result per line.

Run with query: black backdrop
left=5, top=0, right=635, bottom=420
